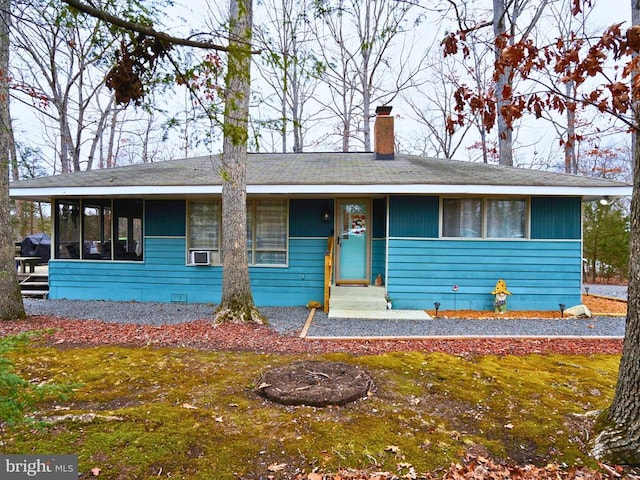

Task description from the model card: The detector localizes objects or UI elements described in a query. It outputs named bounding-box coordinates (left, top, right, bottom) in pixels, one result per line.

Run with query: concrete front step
left=331, top=285, right=386, bottom=298
left=330, top=297, right=388, bottom=311
left=327, top=285, right=432, bottom=319
left=328, top=309, right=432, bottom=320
left=330, top=285, right=388, bottom=312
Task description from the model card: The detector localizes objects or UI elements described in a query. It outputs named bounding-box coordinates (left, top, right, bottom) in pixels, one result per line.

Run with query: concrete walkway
left=328, top=308, right=432, bottom=320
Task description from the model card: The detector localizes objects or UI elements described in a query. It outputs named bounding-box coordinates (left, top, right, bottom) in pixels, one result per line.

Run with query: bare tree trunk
left=59, top=113, right=73, bottom=173
left=341, top=113, right=350, bottom=152
left=291, top=82, right=302, bottom=152
left=8, top=113, right=25, bottom=234
left=107, top=108, right=119, bottom=168
left=632, top=0, right=640, bottom=175
left=281, top=81, right=287, bottom=152
left=0, top=0, right=26, bottom=320
left=87, top=95, right=115, bottom=170
left=591, top=124, right=640, bottom=464
left=360, top=0, right=371, bottom=152
left=215, top=0, right=264, bottom=324
left=592, top=5, right=640, bottom=451
left=493, top=0, right=513, bottom=166
left=565, top=83, right=577, bottom=174
left=142, top=113, right=151, bottom=163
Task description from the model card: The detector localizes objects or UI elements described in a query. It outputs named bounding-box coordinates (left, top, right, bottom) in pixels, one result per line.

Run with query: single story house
left=10, top=109, right=632, bottom=311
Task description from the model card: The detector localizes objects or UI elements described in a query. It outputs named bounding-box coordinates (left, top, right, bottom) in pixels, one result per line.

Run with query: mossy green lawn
left=2, top=346, right=620, bottom=479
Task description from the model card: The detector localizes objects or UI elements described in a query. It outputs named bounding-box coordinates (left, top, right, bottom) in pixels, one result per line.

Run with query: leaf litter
left=0, top=295, right=635, bottom=479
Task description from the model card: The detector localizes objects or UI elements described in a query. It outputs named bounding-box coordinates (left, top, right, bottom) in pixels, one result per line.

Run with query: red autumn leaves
left=443, top=14, right=640, bottom=136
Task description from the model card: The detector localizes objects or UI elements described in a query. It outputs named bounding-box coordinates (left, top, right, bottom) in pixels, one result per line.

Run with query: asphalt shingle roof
left=9, top=152, right=631, bottom=194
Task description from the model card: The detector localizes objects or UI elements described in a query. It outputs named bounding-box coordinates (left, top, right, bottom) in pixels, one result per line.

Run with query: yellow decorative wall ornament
left=491, top=279, right=511, bottom=313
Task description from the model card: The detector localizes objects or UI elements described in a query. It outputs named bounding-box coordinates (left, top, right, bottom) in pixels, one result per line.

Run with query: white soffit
left=246, top=184, right=633, bottom=196
left=10, top=183, right=633, bottom=198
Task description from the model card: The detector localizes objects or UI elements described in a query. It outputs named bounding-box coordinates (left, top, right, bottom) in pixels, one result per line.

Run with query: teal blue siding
left=146, top=200, right=186, bottom=236
left=531, top=197, right=581, bottom=239
left=371, top=238, right=386, bottom=284
left=249, top=238, right=327, bottom=305
left=290, top=199, right=334, bottom=237
left=389, top=196, right=438, bottom=237
left=49, top=238, right=221, bottom=303
left=48, top=194, right=584, bottom=312
left=49, top=237, right=326, bottom=307
left=386, top=239, right=582, bottom=310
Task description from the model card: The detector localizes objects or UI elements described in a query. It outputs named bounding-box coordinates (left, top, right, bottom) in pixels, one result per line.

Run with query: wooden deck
left=18, top=264, right=49, bottom=298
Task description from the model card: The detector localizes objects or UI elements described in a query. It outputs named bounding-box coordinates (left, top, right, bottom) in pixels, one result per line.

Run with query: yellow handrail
left=323, top=236, right=334, bottom=313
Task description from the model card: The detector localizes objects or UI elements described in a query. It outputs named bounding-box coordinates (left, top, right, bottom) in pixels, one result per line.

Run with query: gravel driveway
left=583, top=283, right=627, bottom=299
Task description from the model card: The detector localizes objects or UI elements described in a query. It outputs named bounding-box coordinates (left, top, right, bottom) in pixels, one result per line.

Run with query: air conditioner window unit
left=191, top=250, right=211, bottom=265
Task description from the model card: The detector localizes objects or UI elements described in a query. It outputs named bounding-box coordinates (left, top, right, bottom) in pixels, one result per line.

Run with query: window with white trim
left=442, top=198, right=482, bottom=238
left=442, top=198, right=527, bottom=238
left=188, top=200, right=221, bottom=264
left=486, top=199, right=526, bottom=238
left=248, top=199, right=287, bottom=265
left=187, top=198, right=287, bottom=265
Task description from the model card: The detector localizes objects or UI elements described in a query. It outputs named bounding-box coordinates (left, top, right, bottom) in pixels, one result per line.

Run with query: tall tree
left=0, top=0, right=26, bottom=320
left=312, top=0, right=422, bottom=152
left=215, top=0, right=263, bottom=323
left=583, top=201, right=630, bottom=282
left=253, top=0, right=323, bottom=153
left=11, top=0, right=179, bottom=173
left=444, top=0, right=640, bottom=464
left=61, top=0, right=262, bottom=323
left=492, top=0, right=515, bottom=166
left=590, top=1, right=640, bottom=455
left=11, top=0, right=117, bottom=172
left=541, top=0, right=606, bottom=174
left=445, top=0, right=550, bottom=166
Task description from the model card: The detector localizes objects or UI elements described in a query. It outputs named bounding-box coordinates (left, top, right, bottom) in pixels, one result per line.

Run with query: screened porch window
left=54, top=198, right=143, bottom=261
left=57, top=200, right=81, bottom=259
left=114, top=199, right=144, bottom=260
left=83, top=199, right=112, bottom=259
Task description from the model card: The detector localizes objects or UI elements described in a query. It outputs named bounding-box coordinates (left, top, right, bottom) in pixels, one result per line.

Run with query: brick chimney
left=374, top=105, right=394, bottom=160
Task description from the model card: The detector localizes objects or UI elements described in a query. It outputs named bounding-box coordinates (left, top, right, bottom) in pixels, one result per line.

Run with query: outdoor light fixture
left=434, top=302, right=441, bottom=317
left=559, top=303, right=566, bottom=318
left=321, top=208, right=331, bottom=222
left=599, top=196, right=614, bottom=206
left=585, top=287, right=590, bottom=295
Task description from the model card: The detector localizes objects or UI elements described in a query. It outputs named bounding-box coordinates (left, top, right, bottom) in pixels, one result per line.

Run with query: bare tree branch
left=62, top=0, right=231, bottom=51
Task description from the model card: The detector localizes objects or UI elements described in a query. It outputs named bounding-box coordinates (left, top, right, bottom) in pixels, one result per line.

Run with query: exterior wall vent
left=190, top=250, right=211, bottom=265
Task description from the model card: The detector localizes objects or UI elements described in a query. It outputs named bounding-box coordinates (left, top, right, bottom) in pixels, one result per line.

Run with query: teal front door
left=336, top=199, right=370, bottom=284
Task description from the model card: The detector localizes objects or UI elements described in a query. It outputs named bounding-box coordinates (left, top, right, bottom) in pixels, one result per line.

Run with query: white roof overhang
left=10, top=183, right=633, bottom=202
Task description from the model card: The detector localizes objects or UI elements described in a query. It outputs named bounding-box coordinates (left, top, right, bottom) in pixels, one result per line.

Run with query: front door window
left=336, top=200, right=370, bottom=284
